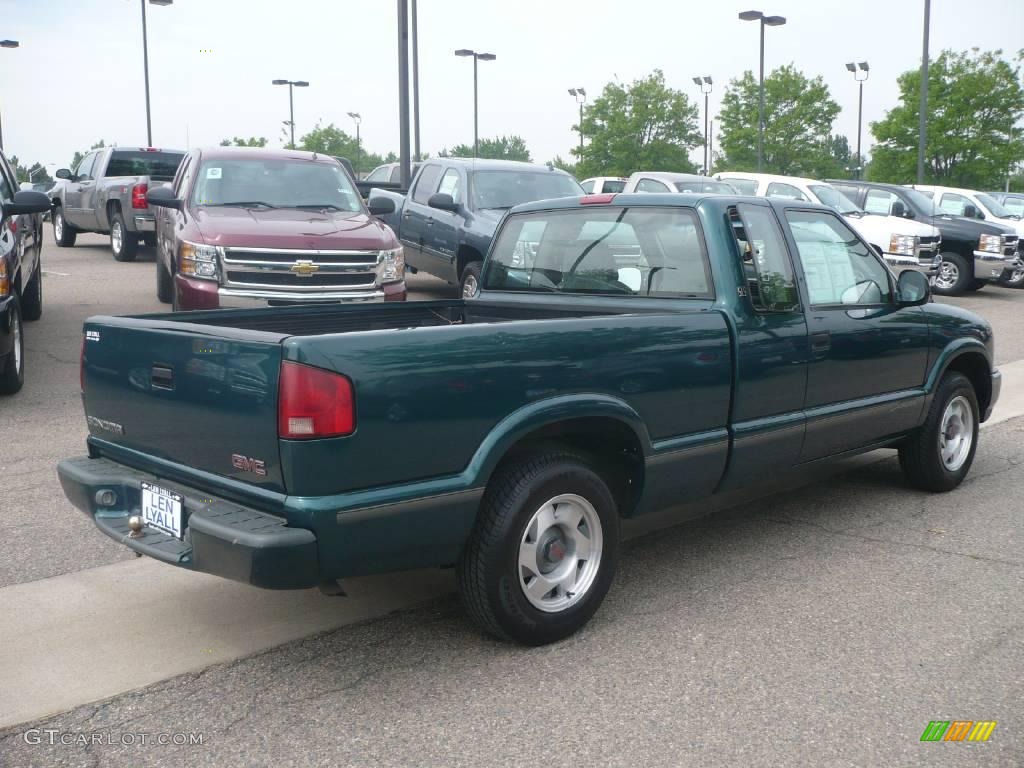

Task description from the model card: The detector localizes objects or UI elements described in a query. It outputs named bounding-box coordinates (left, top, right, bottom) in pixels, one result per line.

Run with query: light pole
left=272, top=79, right=309, bottom=148
left=347, top=112, right=362, bottom=177
left=411, top=0, right=420, bottom=161
left=454, top=49, right=496, bottom=157
left=568, top=88, right=586, bottom=154
left=845, top=62, right=869, bottom=179
left=0, top=39, right=18, bottom=152
left=918, top=0, right=931, bottom=184
left=738, top=10, right=786, bottom=171
left=692, top=76, right=713, bottom=175
left=141, top=0, right=172, bottom=147
left=28, top=164, right=54, bottom=182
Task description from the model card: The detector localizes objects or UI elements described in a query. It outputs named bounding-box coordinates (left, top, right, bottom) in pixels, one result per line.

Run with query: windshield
left=471, top=171, right=583, bottom=210
left=903, top=188, right=938, bottom=216
left=191, top=158, right=362, bottom=212
left=977, top=193, right=1014, bottom=218
left=107, top=150, right=184, bottom=181
left=809, top=184, right=862, bottom=214
left=720, top=177, right=758, bottom=195
left=674, top=180, right=736, bottom=194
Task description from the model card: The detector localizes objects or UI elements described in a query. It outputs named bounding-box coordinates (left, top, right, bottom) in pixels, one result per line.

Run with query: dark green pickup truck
left=59, top=193, right=1000, bottom=645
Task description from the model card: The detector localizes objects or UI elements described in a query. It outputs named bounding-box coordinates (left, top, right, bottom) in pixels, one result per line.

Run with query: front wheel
left=899, top=372, right=979, bottom=492
left=999, top=264, right=1024, bottom=288
left=931, top=252, right=971, bottom=296
left=0, top=295, right=25, bottom=395
left=21, top=257, right=42, bottom=321
left=460, top=261, right=483, bottom=298
left=457, top=452, right=619, bottom=645
left=52, top=208, right=77, bottom=247
left=110, top=211, right=138, bottom=262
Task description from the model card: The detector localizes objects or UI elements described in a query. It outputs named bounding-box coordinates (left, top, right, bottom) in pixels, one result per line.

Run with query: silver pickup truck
left=51, top=147, right=185, bottom=261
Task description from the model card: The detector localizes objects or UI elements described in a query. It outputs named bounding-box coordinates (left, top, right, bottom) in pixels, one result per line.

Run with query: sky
left=1, top=0, right=1022, bottom=174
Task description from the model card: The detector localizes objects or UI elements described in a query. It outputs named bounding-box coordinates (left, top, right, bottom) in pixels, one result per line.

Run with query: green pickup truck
left=59, top=193, right=1000, bottom=645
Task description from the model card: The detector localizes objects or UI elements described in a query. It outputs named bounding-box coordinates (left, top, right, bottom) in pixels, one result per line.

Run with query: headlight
left=377, top=247, right=405, bottom=283
left=888, top=234, right=918, bottom=256
left=179, top=241, right=219, bottom=280
left=978, top=234, right=1002, bottom=254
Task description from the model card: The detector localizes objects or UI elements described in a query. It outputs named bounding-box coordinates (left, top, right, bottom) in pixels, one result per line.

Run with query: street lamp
left=568, top=88, right=587, bottom=154
left=692, top=76, right=713, bottom=175
left=28, top=164, right=54, bottom=182
left=454, top=49, right=496, bottom=157
left=738, top=10, right=786, bottom=171
left=0, top=39, right=17, bottom=152
left=347, top=112, right=362, bottom=177
left=141, top=0, right=172, bottom=147
left=272, top=79, right=309, bottom=148
left=845, top=62, right=869, bottom=179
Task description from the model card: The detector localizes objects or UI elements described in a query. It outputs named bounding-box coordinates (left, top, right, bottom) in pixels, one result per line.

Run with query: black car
left=0, top=152, right=53, bottom=394
left=831, top=179, right=1023, bottom=295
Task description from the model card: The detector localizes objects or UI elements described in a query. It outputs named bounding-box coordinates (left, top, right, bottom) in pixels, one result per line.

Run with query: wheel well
left=492, top=417, right=645, bottom=516
left=456, top=245, right=482, bottom=281
left=107, top=200, right=122, bottom=222
left=945, top=352, right=992, bottom=418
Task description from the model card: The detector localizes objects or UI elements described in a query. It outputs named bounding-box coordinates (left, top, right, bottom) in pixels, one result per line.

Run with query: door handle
left=151, top=365, right=175, bottom=391
left=426, top=218, right=434, bottom=227
left=810, top=331, right=831, bottom=353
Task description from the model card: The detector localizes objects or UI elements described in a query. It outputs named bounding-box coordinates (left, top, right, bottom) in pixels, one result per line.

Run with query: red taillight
left=278, top=361, right=355, bottom=439
left=580, top=193, right=616, bottom=205
left=132, top=183, right=149, bottom=209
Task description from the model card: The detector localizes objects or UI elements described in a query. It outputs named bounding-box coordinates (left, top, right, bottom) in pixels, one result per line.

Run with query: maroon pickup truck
left=146, top=147, right=405, bottom=310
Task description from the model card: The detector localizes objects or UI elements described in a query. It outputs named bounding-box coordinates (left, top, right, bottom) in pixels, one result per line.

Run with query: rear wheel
left=899, top=372, right=978, bottom=492
left=460, top=261, right=483, bottom=298
left=52, top=207, right=76, bottom=247
left=0, top=296, right=25, bottom=395
left=457, top=452, right=619, bottom=645
left=21, top=258, right=43, bottom=322
left=110, top=211, right=138, bottom=262
left=967, top=279, right=987, bottom=292
left=931, top=252, right=971, bottom=296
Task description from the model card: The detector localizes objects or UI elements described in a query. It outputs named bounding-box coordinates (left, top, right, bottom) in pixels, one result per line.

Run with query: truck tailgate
left=81, top=317, right=287, bottom=492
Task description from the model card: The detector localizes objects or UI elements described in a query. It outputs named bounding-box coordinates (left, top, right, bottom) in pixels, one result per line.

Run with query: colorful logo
left=921, top=721, right=997, bottom=742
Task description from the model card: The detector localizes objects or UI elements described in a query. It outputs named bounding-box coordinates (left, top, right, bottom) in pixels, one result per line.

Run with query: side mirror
left=897, top=270, right=931, bottom=306
left=55, top=168, right=72, bottom=180
left=428, top=193, right=460, bottom=213
left=890, top=200, right=907, bottom=218
left=146, top=186, right=182, bottom=210
left=3, top=190, right=52, bottom=218
left=963, top=204, right=980, bottom=219
left=367, top=197, right=395, bottom=216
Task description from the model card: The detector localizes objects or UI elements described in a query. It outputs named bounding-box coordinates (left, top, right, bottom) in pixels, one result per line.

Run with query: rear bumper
left=973, top=251, right=1018, bottom=281
left=984, top=368, right=1002, bottom=422
left=57, top=456, right=318, bottom=589
left=131, top=215, right=156, bottom=232
left=174, top=275, right=406, bottom=310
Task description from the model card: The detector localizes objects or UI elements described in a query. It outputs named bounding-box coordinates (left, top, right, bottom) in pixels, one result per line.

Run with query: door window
left=75, top=153, right=96, bottom=181
left=864, top=189, right=902, bottom=216
left=172, top=156, right=194, bottom=197
left=938, top=192, right=971, bottom=215
left=731, top=204, right=799, bottom=312
left=635, top=178, right=670, bottom=193
left=437, top=168, right=462, bottom=204
left=366, top=166, right=390, bottom=182
left=580, top=180, right=594, bottom=194
left=766, top=182, right=809, bottom=201
left=411, top=164, right=443, bottom=204
left=1002, top=196, right=1024, bottom=216
left=602, top=180, right=626, bottom=193
left=786, top=210, right=892, bottom=306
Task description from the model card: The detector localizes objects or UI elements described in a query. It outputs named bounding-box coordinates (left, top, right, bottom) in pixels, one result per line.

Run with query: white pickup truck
left=717, top=172, right=941, bottom=276
left=911, top=185, right=1024, bottom=238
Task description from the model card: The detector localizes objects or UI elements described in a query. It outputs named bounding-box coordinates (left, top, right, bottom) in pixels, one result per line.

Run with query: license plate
left=141, top=482, right=184, bottom=539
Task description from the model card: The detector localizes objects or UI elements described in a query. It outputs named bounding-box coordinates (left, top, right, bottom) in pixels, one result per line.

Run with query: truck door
left=718, top=202, right=810, bottom=490
left=424, top=168, right=464, bottom=275
left=63, top=152, right=96, bottom=227
left=401, top=164, right=445, bottom=279
left=78, top=151, right=105, bottom=229
left=782, top=207, right=930, bottom=460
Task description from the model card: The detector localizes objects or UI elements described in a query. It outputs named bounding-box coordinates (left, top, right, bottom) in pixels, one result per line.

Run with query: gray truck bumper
left=57, top=456, right=318, bottom=590
left=973, top=251, right=1018, bottom=281
left=132, top=215, right=156, bottom=232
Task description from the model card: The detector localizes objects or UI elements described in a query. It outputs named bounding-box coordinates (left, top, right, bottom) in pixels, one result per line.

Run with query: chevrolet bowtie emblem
left=290, top=260, right=319, bottom=277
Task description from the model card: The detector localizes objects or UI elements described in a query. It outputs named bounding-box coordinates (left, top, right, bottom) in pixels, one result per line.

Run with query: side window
left=437, top=168, right=461, bottom=204
left=864, top=189, right=900, bottom=215
left=580, top=180, right=594, bottom=194
left=411, top=164, right=443, bottom=204
left=390, top=166, right=403, bottom=184
left=75, top=153, right=96, bottom=181
left=175, top=157, right=196, bottom=199
left=172, top=156, right=193, bottom=197
left=786, top=210, right=892, bottom=306
left=603, top=180, right=626, bottom=193
left=1003, top=197, right=1024, bottom=216
left=365, top=166, right=389, bottom=182
left=939, top=193, right=969, bottom=215
left=766, top=182, right=808, bottom=201
left=636, top=178, right=670, bottom=193
left=721, top=177, right=759, bottom=195
left=731, top=203, right=799, bottom=312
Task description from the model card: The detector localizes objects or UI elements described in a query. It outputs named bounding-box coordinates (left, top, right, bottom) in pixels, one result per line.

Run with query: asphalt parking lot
left=0, top=232, right=1021, bottom=766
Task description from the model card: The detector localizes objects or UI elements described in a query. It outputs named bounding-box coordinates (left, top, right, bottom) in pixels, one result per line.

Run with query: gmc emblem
left=231, top=453, right=267, bottom=476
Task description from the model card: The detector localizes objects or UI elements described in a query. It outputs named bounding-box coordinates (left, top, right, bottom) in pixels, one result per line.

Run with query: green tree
left=71, top=140, right=107, bottom=171
left=439, top=135, right=532, bottom=161
left=550, top=155, right=577, bottom=175
left=572, top=70, right=702, bottom=178
left=296, top=122, right=387, bottom=175
left=220, top=136, right=268, bottom=147
left=718, top=65, right=841, bottom=177
left=869, top=49, right=1024, bottom=187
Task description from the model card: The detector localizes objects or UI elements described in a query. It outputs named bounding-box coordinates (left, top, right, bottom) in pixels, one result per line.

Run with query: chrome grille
left=1001, top=235, right=1019, bottom=257
left=220, top=247, right=378, bottom=293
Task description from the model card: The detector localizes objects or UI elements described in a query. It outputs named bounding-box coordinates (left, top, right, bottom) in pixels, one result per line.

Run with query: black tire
left=931, top=252, right=971, bottom=296
left=899, top=372, right=979, bottom=492
left=52, top=207, right=76, bottom=247
left=156, top=256, right=173, bottom=304
left=110, top=210, right=138, bottom=262
left=0, top=295, right=25, bottom=395
left=998, top=264, right=1024, bottom=288
left=967, top=279, right=986, bottom=292
left=21, top=258, right=42, bottom=322
left=457, top=452, right=619, bottom=645
left=143, top=233, right=157, bottom=248
left=459, top=261, right=483, bottom=298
